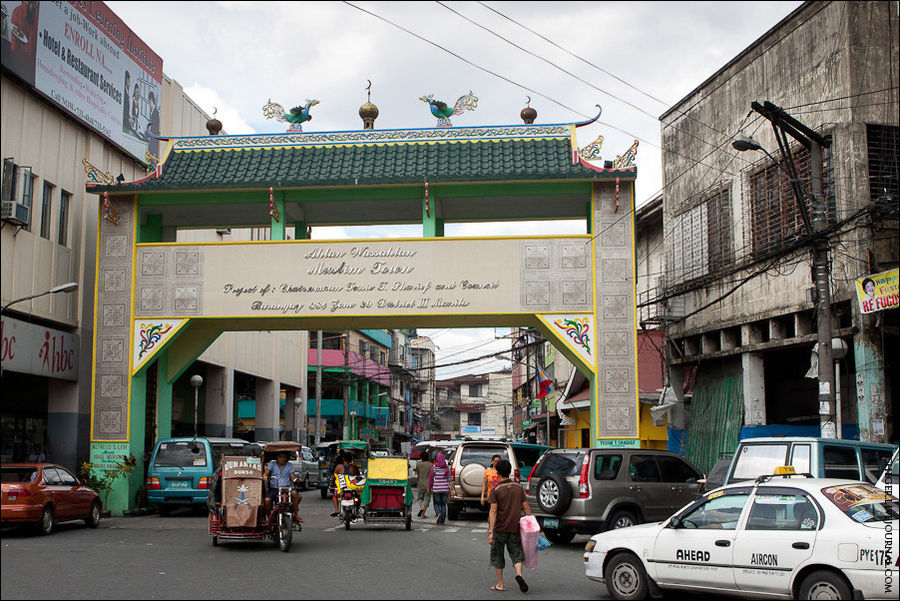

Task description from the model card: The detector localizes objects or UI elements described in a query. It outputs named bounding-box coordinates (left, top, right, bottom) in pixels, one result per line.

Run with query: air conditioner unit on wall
left=1, top=200, right=30, bottom=225
left=2, top=159, right=32, bottom=227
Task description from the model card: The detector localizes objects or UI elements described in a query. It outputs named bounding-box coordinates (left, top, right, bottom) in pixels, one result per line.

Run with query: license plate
left=542, top=518, right=559, bottom=529
left=169, top=481, right=189, bottom=488
left=341, top=500, right=354, bottom=506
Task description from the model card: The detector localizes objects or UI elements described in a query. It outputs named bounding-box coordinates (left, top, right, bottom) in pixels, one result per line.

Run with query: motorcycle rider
left=331, top=454, right=350, bottom=517
left=263, top=451, right=302, bottom=523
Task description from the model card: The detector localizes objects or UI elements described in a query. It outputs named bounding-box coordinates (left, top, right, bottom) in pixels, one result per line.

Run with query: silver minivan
left=725, top=436, right=896, bottom=484
left=290, top=445, right=319, bottom=490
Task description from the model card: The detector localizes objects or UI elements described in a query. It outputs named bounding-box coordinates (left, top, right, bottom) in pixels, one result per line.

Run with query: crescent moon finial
left=526, top=96, right=531, bottom=107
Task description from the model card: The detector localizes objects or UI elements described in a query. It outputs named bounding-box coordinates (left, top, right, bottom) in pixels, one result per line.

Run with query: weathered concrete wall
left=661, top=1, right=898, bottom=336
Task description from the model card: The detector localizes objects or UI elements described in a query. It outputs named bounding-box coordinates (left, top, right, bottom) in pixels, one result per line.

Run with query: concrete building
left=409, top=334, right=436, bottom=437
left=0, top=67, right=213, bottom=468
left=1, top=2, right=306, bottom=473
left=435, top=372, right=512, bottom=439
left=306, top=330, right=390, bottom=444
left=658, top=1, right=898, bottom=472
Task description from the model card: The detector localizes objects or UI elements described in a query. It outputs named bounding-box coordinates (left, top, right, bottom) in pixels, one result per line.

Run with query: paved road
left=2, top=492, right=607, bottom=600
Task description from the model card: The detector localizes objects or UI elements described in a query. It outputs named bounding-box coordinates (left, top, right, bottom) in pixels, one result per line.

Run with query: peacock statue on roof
left=263, top=98, right=319, bottom=132
left=419, top=91, right=478, bottom=127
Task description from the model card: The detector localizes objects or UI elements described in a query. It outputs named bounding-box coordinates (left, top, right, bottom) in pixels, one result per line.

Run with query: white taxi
left=584, top=469, right=898, bottom=600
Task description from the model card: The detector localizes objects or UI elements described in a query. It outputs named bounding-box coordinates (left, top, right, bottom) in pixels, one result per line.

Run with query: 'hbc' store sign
left=1, top=316, right=78, bottom=380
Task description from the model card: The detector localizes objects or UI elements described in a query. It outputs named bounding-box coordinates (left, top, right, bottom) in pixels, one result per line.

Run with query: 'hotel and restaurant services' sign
left=0, top=1, right=163, bottom=162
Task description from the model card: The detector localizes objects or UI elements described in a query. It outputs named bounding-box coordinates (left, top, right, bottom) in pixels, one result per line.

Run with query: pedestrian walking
left=429, top=451, right=451, bottom=525
left=415, top=451, right=434, bottom=518
left=487, top=459, right=532, bottom=593
left=481, top=454, right=502, bottom=507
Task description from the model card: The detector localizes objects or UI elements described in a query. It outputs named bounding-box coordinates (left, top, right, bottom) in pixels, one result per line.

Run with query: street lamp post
left=190, top=375, right=203, bottom=439
left=1, top=282, right=79, bottom=379
left=1, top=281, right=79, bottom=315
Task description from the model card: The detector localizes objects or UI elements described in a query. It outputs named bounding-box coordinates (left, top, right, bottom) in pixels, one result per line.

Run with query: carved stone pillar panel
left=593, top=182, right=638, bottom=439
left=93, top=198, right=135, bottom=440
left=520, top=240, right=593, bottom=312
left=136, top=247, right=205, bottom=317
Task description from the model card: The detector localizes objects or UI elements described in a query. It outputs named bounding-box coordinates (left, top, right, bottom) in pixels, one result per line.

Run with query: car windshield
left=1, top=467, right=38, bottom=483
left=821, top=484, right=899, bottom=523
left=534, top=452, right=584, bottom=479
left=513, top=446, right=548, bottom=468
left=731, top=444, right=789, bottom=480
left=459, top=446, right=510, bottom=467
left=211, top=443, right=253, bottom=470
left=154, top=442, right=206, bottom=467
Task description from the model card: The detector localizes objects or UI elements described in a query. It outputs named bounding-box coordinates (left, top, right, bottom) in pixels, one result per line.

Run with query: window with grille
left=867, top=124, right=899, bottom=205
left=668, top=185, right=733, bottom=286
left=746, top=136, right=834, bottom=258
left=58, top=191, right=70, bottom=246
left=40, top=181, right=53, bottom=239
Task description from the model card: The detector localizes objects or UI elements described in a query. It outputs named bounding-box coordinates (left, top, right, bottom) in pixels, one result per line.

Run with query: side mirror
left=668, top=517, right=681, bottom=529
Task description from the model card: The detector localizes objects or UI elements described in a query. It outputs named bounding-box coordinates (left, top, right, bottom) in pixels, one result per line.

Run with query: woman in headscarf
left=428, top=452, right=452, bottom=525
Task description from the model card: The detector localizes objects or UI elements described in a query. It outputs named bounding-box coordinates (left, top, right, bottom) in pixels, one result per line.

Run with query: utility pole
left=343, top=330, right=350, bottom=440
left=314, top=330, right=323, bottom=445
left=749, top=101, right=837, bottom=438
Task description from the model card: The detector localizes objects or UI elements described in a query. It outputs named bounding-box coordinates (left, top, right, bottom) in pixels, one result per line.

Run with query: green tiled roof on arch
left=89, top=123, right=635, bottom=194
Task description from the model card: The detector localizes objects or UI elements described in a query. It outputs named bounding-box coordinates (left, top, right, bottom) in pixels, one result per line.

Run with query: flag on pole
left=536, top=363, right=552, bottom=399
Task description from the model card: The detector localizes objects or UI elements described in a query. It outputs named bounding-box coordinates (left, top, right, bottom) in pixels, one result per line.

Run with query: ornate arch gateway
left=87, top=121, right=638, bottom=512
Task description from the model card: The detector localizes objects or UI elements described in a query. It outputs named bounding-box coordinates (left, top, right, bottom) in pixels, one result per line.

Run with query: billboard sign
left=1, top=1, right=163, bottom=162
left=856, top=268, right=899, bottom=314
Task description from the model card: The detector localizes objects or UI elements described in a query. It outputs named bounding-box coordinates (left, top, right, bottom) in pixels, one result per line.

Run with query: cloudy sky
left=107, top=0, right=803, bottom=378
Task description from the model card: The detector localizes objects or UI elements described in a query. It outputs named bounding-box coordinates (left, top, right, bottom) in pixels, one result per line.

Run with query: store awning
left=558, top=382, right=591, bottom=410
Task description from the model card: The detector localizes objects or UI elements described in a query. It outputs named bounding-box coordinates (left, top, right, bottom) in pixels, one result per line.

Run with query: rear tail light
left=451, top=467, right=456, bottom=481
left=198, top=477, right=209, bottom=490
left=7, top=487, right=31, bottom=500
left=526, top=462, right=539, bottom=483
left=513, top=468, right=520, bottom=483
left=146, top=477, right=161, bottom=490
left=578, top=454, right=590, bottom=498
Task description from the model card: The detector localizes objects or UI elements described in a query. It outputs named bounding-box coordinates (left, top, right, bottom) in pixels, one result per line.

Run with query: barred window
left=867, top=124, right=899, bottom=205
left=746, top=136, right=834, bottom=258
left=669, top=185, right=733, bottom=286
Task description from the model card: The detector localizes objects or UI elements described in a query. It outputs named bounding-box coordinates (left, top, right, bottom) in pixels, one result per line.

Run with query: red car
left=1, top=463, right=102, bottom=535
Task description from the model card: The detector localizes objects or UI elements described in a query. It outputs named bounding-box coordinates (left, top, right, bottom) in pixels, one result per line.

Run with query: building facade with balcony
left=306, top=330, right=391, bottom=445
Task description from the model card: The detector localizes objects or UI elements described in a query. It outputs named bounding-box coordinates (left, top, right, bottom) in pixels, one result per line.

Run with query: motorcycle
left=335, top=472, right=365, bottom=530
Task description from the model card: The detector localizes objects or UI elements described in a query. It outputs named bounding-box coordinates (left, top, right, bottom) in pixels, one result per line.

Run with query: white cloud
left=182, top=84, right=256, bottom=135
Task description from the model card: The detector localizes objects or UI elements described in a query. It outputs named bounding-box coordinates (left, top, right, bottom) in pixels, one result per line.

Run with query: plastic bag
left=519, top=515, right=541, bottom=570
left=537, top=533, right=551, bottom=551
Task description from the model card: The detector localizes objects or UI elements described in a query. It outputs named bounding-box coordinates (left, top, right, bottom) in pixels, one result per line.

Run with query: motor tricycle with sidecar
left=207, top=441, right=302, bottom=551
left=338, top=456, right=413, bottom=530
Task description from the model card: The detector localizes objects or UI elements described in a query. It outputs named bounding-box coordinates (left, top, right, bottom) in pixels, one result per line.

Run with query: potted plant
left=79, top=455, right=136, bottom=516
